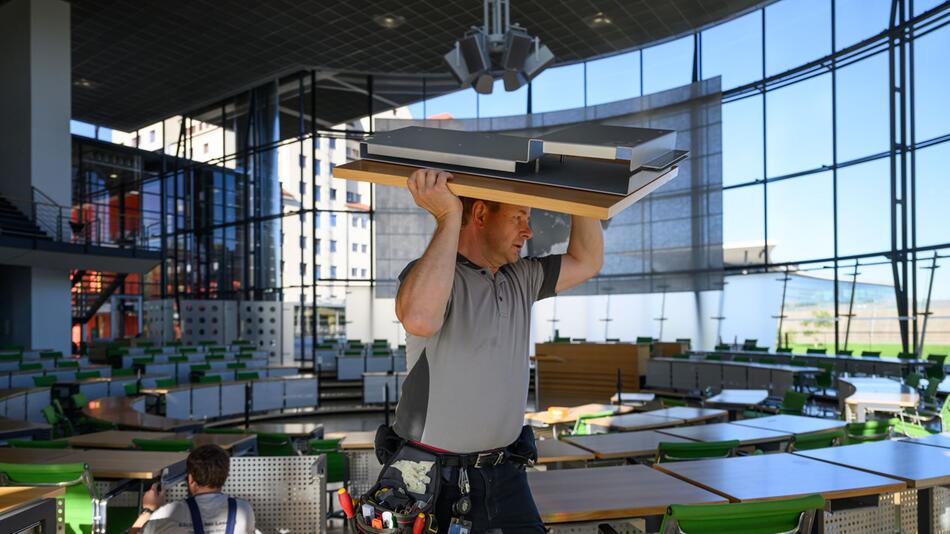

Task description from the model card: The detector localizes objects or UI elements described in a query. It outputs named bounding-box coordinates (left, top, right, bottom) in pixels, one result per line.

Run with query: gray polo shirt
left=393, top=253, right=561, bottom=453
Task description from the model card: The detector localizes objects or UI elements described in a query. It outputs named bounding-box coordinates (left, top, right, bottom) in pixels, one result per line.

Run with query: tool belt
left=347, top=425, right=537, bottom=533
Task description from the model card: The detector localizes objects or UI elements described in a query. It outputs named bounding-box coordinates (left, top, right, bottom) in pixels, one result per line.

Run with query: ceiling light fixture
left=443, top=0, right=554, bottom=95
left=585, top=12, right=612, bottom=28
left=373, top=14, right=405, bottom=29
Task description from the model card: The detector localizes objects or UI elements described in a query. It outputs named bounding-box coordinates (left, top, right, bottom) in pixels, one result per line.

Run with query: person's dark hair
left=186, top=444, right=230, bottom=488
left=460, top=197, right=500, bottom=226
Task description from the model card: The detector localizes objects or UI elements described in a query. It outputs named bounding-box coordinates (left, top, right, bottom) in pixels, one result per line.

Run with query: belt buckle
left=474, top=451, right=503, bottom=468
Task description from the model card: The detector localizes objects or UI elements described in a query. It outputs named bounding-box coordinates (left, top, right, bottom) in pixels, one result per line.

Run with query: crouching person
left=131, top=444, right=256, bottom=534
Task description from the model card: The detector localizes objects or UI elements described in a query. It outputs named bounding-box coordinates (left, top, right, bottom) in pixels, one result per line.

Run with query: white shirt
left=142, top=493, right=256, bottom=534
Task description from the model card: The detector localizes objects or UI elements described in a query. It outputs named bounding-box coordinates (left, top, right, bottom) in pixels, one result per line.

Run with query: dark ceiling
left=69, top=0, right=766, bottom=132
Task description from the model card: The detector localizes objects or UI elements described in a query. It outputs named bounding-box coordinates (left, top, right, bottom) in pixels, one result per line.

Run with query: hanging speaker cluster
left=443, top=0, right=555, bottom=95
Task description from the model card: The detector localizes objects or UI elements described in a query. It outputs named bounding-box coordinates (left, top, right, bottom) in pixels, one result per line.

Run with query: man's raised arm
left=395, top=169, right=462, bottom=337
left=555, top=215, right=604, bottom=293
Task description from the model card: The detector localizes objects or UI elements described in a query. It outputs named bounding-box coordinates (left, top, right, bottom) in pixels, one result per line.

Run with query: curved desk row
left=141, top=358, right=272, bottom=382
left=336, top=353, right=407, bottom=380
left=52, top=374, right=169, bottom=402
left=362, top=372, right=407, bottom=404
left=121, top=351, right=268, bottom=368
left=837, top=376, right=919, bottom=422
left=646, top=357, right=819, bottom=396
left=143, top=375, right=319, bottom=421
left=82, top=396, right=197, bottom=432
left=0, top=388, right=50, bottom=424
left=693, top=350, right=933, bottom=378
left=0, top=357, right=89, bottom=371
left=0, top=365, right=113, bottom=389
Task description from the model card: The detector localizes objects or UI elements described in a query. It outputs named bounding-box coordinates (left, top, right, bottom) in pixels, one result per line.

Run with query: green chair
left=32, top=375, right=57, bottom=387
left=235, top=353, right=254, bottom=360
left=198, top=374, right=222, bottom=384
left=905, top=372, right=922, bottom=389
left=926, top=354, right=947, bottom=381
left=19, top=362, right=42, bottom=371
left=892, top=420, right=934, bottom=438
left=780, top=391, right=808, bottom=416
left=714, top=344, right=730, bottom=351
left=145, top=348, right=163, bottom=355
left=227, top=362, right=247, bottom=369
left=206, top=354, right=225, bottom=361
left=75, top=370, right=101, bottom=380
left=41, top=405, right=74, bottom=437
left=898, top=352, right=917, bottom=361
left=71, top=393, right=88, bottom=410
left=660, top=397, right=688, bottom=408
left=658, top=494, right=824, bottom=534
left=308, top=438, right=346, bottom=518
left=8, top=439, right=70, bottom=448
left=155, top=378, right=177, bottom=388
left=656, top=440, right=739, bottom=463
left=921, top=379, right=941, bottom=410
left=838, top=349, right=853, bottom=356
left=570, top=410, right=614, bottom=436
left=203, top=427, right=246, bottom=434
left=236, top=371, right=259, bottom=381
left=845, top=418, right=897, bottom=443
left=190, top=364, right=211, bottom=373
left=40, top=351, right=62, bottom=359
left=789, top=429, right=845, bottom=452
left=806, top=348, right=827, bottom=355
left=166, top=341, right=183, bottom=347
left=198, top=341, right=216, bottom=346
left=168, top=355, right=188, bottom=364
left=123, top=382, right=139, bottom=396
left=256, top=432, right=297, bottom=456
left=704, top=354, right=722, bottom=361
left=56, top=360, right=80, bottom=369
left=0, top=462, right=98, bottom=534
left=861, top=351, right=881, bottom=358
left=760, top=357, right=777, bottom=365
left=132, top=438, right=193, bottom=452
left=131, top=356, right=153, bottom=366
left=672, top=353, right=690, bottom=360
left=111, top=368, right=135, bottom=378
left=0, top=353, right=20, bottom=362
left=776, top=347, right=793, bottom=353
left=180, top=347, right=199, bottom=354
left=636, top=336, right=654, bottom=343
left=734, top=356, right=751, bottom=363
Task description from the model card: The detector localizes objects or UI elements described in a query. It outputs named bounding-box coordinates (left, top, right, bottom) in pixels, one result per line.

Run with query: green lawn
left=786, top=343, right=950, bottom=357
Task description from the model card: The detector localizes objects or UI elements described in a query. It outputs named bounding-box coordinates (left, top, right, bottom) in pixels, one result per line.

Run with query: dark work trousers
left=432, top=429, right=545, bottom=534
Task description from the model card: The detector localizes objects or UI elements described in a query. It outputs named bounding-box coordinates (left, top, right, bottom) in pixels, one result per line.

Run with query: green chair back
left=123, top=382, right=139, bottom=396
left=19, top=362, right=42, bottom=371
left=658, top=494, right=824, bottom=534
left=206, top=354, right=225, bottom=361
left=838, top=349, right=853, bottom=356
left=905, top=372, right=922, bottom=389
left=33, top=375, right=57, bottom=387
left=71, top=393, right=88, bottom=410
left=861, top=351, right=881, bottom=358
left=198, top=341, right=216, bottom=346
left=789, top=429, right=844, bottom=452
left=846, top=418, right=897, bottom=443
left=202, top=427, right=246, bottom=434
left=75, top=370, right=101, bottom=380
left=198, top=374, right=222, bottom=384
left=40, top=351, right=62, bottom=359
left=155, top=378, right=177, bottom=388
left=898, top=352, right=916, bottom=360
left=190, top=364, right=211, bottom=372
left=780, top=391, right=808, bottom=416
left=145, top=348, right=163, bottom=355
left=166, top=341, right=183, bottom=347
left=714, top=344, right=730, bottom=351
left=922, top=378, right=941, bottom=405
left=169, top=355, right=188, bottom=363
left=636, top=336, right=654, bottom=343
left=132, top=357, right=153, bottom=366
left=704, top=354, right=722, bottom=361
left=235, top=353, right=254, bottom=360
left=236, top=371, right=259, bottom=381
left=56, top=360, right=80, bottom=368
left=926, top=354, right=947, bottom=381
left=806, top=348, right=827, bottom=355
left=8, top=439, right=70, bottom=449
left=179, top=347, right=198, bottom=354
left=132, top=438, right=193, bottom=452
left=227, top=362, right=247, bottom=369
left=776, top=347, right=793, bottom=353
left=733, top=356, right=751, bottom=363
left=257, top=432, right=297, bottom=456
left=0, top=462, right=97, bottom=534
left=760, top=357, right=777, bottom=364
left=570, top=410, right=614, bottom=436
left=672, top=353, right=690, bottom=360
left=660, top=397, right=688, bottom=408
left=308, top=438, right=345, bottom=483
left=111, top=368, right=136, bottom=378
left=892, top=420, right=933, bottom=438
left=656, top=440, right=739, bottom=463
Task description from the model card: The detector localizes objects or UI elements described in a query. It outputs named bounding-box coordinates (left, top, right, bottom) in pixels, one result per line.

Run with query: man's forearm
left=395, top=214, right=462, bottom=336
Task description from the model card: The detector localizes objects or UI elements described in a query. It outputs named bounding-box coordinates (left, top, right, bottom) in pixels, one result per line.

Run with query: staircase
left=72, top=271, right=128, bottom=326
left=0, top=195, right=50, bottom=240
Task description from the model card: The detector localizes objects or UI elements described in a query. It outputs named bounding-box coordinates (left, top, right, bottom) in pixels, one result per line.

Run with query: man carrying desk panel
left=391, top=169, right=603, bottom=532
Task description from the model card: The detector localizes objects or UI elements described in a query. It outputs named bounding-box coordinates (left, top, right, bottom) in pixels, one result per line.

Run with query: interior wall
left=0, top=266, right=32, bottom=348
left=29, top=267, right=71, bottom=355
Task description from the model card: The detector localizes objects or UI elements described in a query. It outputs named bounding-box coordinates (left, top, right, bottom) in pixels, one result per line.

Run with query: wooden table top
left=0, top=448, right=187, bottom=480
left=535, top=439, right=595, bottom=464
left=903, top=433, right=950, bottom=450
left=66, top=430, right=255, bottom=452
left=586, top=412, right=683, bottom=433
left=82, top=396, right=195, bottom=432
left=524, top=404, right=634, bottom=426
left=563, top=430, right=693, bottom=460
left=642, top=407, right=728, bottom=423
left=529, top=464, right=728, bottom=523
left=0, top=486, right=65, bottom=515
left=732, top=415, right=846, bottom=436
left=609, top=392, right=655, bottom=404
left=656, top=423, right=791, bottom=446
left=326, top=430, right=377, bottom=450
left=795, top=440, right=950, bottom=489
left=0, top=417, right=50, bottom=434
left=839, top=377, right=919, bottom=407
left=705, top=389, right=769, bottom=407
left=655, top=452, right=906, bottom=502
left=246, top=422, right=324, bottom=438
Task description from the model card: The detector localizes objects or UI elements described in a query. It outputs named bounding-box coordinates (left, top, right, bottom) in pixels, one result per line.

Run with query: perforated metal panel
left=347, top=449, right=383, bottom=498
left=180, top=300, right=229, bottom=346
left=143, top=299, right=174, bottom=342
left=886, top=488, right=950, bottom=534
left=165, top=456, right=326, bottom=534
left=822, top=496, right=900, bottom=534
left=240, top=301, right=283, bottom=361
